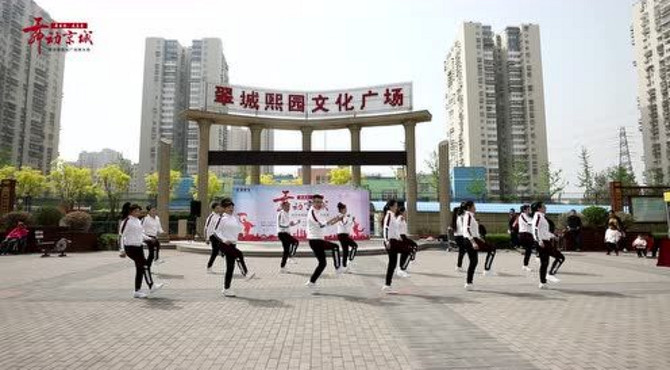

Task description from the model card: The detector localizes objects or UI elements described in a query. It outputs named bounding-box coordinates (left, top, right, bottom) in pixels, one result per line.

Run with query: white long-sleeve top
left=518, top=213, right=533, bottom=234
left=214, top=213, right=243, bottom=244
left=532, top=212, right=554, bottom=242
left=462, top=211, right=480, bottom=240
left=397, top=216, right=408, bottom=236
left=454, top=214, right=464, bottom=236
left=633, top=237, right=647, bottom=249
left=142, top=215, right=164, bottom=237
left=604, top=229, right=622, bottom=244
left=306, top=207, right=327, bottom=240
left=336, top=215, right=353, bottom=235
left=119, top=216, right=150, bottom=251
left=383, top=211, right=401, bottom=242
left=276, top=210, right=292, bottom=233
left=204, top=212, right=217, bottom=239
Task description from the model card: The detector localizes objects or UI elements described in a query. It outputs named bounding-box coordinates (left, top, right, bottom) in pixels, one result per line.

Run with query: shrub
left=98, top=233, right=119, bottom=251
left=0, top=211, right=34, bottom=232
left=485, top=233, right=512, bottom=249
left=63, top=211, right=93, bottom=232
left=33, top=206, right=65, bottom=227
left=581, top=206, right=609, bottom=228
left=613, top=211, right=635, bottom=230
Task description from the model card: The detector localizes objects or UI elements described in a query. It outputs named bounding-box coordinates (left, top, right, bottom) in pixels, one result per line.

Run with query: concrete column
left=349, top=125, right=361, bottom=186
left=404, top=122, right=418, bottom=235
left=249, top=125, right=263, bottom=185
left=301, top=127, right=313, bottom=185
left=438, top=140, right=452, bottom=236
left=196, top=120, right=211, bottom=240
left=157, top=139, right=171, bottom=243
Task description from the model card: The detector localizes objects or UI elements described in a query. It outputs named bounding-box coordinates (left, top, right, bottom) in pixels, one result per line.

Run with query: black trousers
left=568, top=230, right=582, bottom=251
left=207, top=235, right=222, bottom=268
left=455, top=236, right=466, bottom=268
left=385, top=239, right=411, bottom=286
left=606, top=242, right=619, bottom=255
left=308, top=239, right=341, bottom=283
left=145, top=237, right=160, bottom=267
left=278, top=232, right=295, bottom=268
left=124, top=245, right=154, bottom=291
left=520, top=233, right=535, bottom=266
left=463, top=239, right=478, bottom=284
left=400, top=236, right=417, bottom=270
left=636, top=248, right=647, bottom=257
left=220, top=243, right=248, bottom=289
left=538, top=241, right=551, bottom=284
left=337, top=233, right=358, bottom=267
left=549, top=247, right=565, bottom=275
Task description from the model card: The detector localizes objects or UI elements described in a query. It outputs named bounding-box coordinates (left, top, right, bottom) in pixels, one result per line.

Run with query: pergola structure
left=180, top=109, right=432, bottom=236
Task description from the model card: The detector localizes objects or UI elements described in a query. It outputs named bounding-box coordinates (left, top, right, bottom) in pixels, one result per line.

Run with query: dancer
left=305, top=194, right=344, bottom=290
left=118, top=203, right=163, bottom=298
left=336, top=202, right=358, bottom=272
left=479, top=223, right=497, bottom=276
left=142, top=205, right=164, bottom=266
left=452, top=204, right=466, bottom=272
left=397, top=206, right=417, bottom=277
left=462, top=201, right=481, bottom=290
left=381, top=199, right=410, bottom=294
left=518, top=205, right=535, bottom=272
left=277, top=201, right=300, bottom=273
left=532, top=202, right=560, bottom=288
left=206, top=201, right=224, bottom=273
left=546, top=216, right=565, bottom=278
left=214, top=198, right=255, bottom=297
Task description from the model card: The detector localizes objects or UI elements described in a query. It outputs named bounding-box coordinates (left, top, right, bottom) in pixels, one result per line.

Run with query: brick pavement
left=1, top=249, right=669, bottom=369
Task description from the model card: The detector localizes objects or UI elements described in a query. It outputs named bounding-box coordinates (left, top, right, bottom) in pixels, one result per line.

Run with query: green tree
left=467, top=176, right=487, bottom=201
left=608, top=165, right=637, bottom=186
left=0, top=165, right=17, bottom=180
left=96, top=164, right=131, bottom=219
left=537, top=163, right=568, bottom=201
left=329, top=167, right=351, bottom=185
left=192, top=171, right=223, bottom=203
left=261, top=173, right=275, bottom=185
left=145, top=170, right=182, bottom=200
left=15, top=167, right=47, bottom=211
left=508, top=160, right=529, bottom=199
left=48, top=161, right=96, bottom=211
left=577, top=147, right=595, bottom=203
left=424, top=150, right=439, bottom=198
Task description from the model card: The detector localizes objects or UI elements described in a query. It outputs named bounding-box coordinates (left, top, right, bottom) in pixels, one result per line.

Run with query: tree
left=170, top=151, right=185, bottom=172
left=116, top=158, right=133, bottom=177
left=608, top=165, right=637, bottom=186
left=508, top=160, right=529, bottom=199
left=14, top=167, right=47, bottom=211
left=0, top=147, right=12, bottom=167
left=0, top=165, right=17, bottom=180
left=48, top=161, right=96, bottom=211
left=643, top=168, right=665, bottom=186
left=424, top=150, right=440, bottom=198
left=260, top=173, right=275, bottom=185
left=329, top=167, right=351, bottom=185
left=537, top=163, right=568, bottom=201
left=145, top=170, right=182, bottom=200
left=467, top=176, right=487, bottom=201
left=192, top=171, right=223, bottom=203
left=96, top=164, right=131, bottom=219
left=577, top=147, right=595, bottom=203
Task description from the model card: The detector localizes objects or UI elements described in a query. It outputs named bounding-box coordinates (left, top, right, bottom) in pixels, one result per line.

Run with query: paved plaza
left=1, top=248, right=669, bottom=370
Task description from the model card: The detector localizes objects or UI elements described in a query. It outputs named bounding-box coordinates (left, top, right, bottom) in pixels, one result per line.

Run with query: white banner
left=206, top=82, right=412, bottom=119
left=232, top=185, right=370, bottom=241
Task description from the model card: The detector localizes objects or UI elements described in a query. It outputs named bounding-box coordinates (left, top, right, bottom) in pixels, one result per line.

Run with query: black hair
left=520, top=204, right=530, bottom=213
left=313, top=194, right=324, bottom=200
left=395, top=205, right=406, bottom=217
left=121, top=202, right=141, bottom=219
left=530, top=201, right=544, bottom=217
left=220, top=197, right=234, bottom=208
left=210, top=201, right=219, bottom=210
left=381, top=199, right=398, bottom=228
left=146, top=204, right=155, bottom=211
left=462, top=200, right=474, bottom=212
left=337, top=202, right=346, bottom=211
left=450, top=206, right=461, bottom=229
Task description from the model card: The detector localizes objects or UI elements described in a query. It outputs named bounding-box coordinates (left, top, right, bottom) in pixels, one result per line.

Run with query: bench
left=35, top=230, right=70, bottom=257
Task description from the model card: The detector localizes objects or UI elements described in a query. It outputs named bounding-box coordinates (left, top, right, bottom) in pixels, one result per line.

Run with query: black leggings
left=400, top=236, right=418, bottom=270
left=636, top=248, right=647, bottom=257
left=385, top=239, right=410, bottom=286
left=455, top=236, right=466, bottom=268
left=606, top=242, right=619, bottom=255
left=308, top=239, right=341, bottom=283
left=207, top=235, right=222, bottom=268
left=220, top=243, right=248, bottom=289
left=538, top=242, right=550, bottom=284
left=464, top=239, right=478, bottom=284
left=549, top=248, right=565, bottom=275
left=124, top=245, right=154, bottom=291
left=145, top=237, right=160, bottom=267
left=520, top=233, right=535, bottom=266
left=278, top=232, right=299, bottom=267
left=337, top=233, right=358, bottom=267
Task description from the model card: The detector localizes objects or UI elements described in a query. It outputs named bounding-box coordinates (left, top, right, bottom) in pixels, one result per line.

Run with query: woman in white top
left=142, top=205, right=164, bottom=265
left=205, top=201, right=224, bottom=273
left=605, top=221, right=623, bottom=256
left=305, top=194, right=344, bottom=289
left=381, top=199, right=409, bottom=294
left=277, top=201, right=300, bottom=272
left=452, top=204, right=466, bottom=272
left=118, top=203, right=163, bottom=299
left=518, top=205, right=535, bottom=271
left=336, top=202, right=358, bottom=271
left=213, top=198, right=255, bottom=297
left=396, top=206, right=417, bottom=277
left=532, top=201, right=560, bottom=288
left=461, top=201, right=481, bottom=290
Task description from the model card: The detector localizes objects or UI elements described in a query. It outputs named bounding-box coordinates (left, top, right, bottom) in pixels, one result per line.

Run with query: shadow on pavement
left=409, top=272, right=457, bottom=279
left=558, top=271, right=602, bottom=277
left=474, top=289, right=566, bottom=301
left=400, top=292, right=477, bottom=304
left=314, top=292, right=402, bottom=307
left=142, top=297, right=183, bottom=311
left=235, top=296, right=292, bottom=308
left=552, top=288, right=633, bottom=298
left=154, top=273, right=185, bottom=279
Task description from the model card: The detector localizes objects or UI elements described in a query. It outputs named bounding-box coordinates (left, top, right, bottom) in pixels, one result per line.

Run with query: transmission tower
left=618, top=126, right=634, bottom=175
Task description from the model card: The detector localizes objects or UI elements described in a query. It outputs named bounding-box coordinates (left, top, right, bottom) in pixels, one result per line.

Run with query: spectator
left=632, top=234, right=647, bottom=258
left=647, top=234, right=657, bottom=258
left=508, top=208, right=519, bottom=249
left=0, top=222, right=29, bottom=255
left=608, top=210, right=626, bottom=252
left=566, top=210, right=583, bottom=251
left=604, top=221, right=623, bottom=256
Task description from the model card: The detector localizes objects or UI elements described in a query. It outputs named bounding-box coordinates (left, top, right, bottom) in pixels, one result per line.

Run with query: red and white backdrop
left=232, top=185, right=370, bottom=241
left=205, top=82, right=412, bottom=118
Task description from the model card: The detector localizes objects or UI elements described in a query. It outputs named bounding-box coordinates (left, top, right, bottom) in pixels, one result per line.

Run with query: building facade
left=0, top=0, right=65, bottom=172
left=76, top=148, right=123, bottom=172
left=632, top=0, right=670, bottom=185
left=445, top=22, right=549, bottom=197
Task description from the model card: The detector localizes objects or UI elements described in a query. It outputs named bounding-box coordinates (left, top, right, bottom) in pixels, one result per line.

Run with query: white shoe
left=280, top=267, right=289, bottom=274
left=133, top=291, right=148, bottom=298
left=482, top=270, right=496, bottom=276
left=222, top=289, right=236, bottom=297
left=245, top=272, right=256, bottom=281
left=305, top=281, right=317, bottom=290
left=522, top=266, right=532, bottom=272
left=538, top=283, right=548, bottom=289
left=455, top=266, right=464, bottom=272
left=396, top=270, right=409, bottom=278
left=207, top=267, right=214, bottom=274
left=155, top=259, right=164, bottom=265
left=381, top=285, right=397, bottom=294
left=546, top=275, right=560, bottom=283
left=464, top=283, right=474, bottom=290
left=344, top=266, right=353, bottom=274
left=149, top=282, right=164, bottom=294
left=336, top=267, right=345, bottom=275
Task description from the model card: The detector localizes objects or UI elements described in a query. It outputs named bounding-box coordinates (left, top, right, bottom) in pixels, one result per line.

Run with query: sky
left=38, top=0, right=642, bottom=193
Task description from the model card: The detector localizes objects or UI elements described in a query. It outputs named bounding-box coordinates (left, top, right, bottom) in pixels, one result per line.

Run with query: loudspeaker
left=190, top=200, right=202, bottom=217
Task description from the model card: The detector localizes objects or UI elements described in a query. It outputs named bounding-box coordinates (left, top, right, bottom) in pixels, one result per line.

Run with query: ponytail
left=120, top=202, right=131, bottom=220
left=381, top=199, right=398, bottom=229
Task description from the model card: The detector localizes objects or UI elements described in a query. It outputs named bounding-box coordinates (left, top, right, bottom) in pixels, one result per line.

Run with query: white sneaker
left=149, top=282, right=164, bottom=294
left=538, top=283, right=548, bottom=289
left=280, top=267, right=289, bottom=274
left=482, top=270, right=497, bottom=276
left=133, top=291, right=148, bottom=298
left=245, top=272, right=256, bottom=281
left=207, top=267, right=214, bottom=274
left=455, top=266, right=464, bottom=272
left=222, top=289, right=236, bottom=297
left=155, top=259, right=164, bottom=265
left=464, top=283, right=473, bottom=290
left=546, top=275, right=560, bottom=283
left=305, top=281, right=317, bottom=290
left=522, top=266, right=532, bottom=272
left=336, top=267, right=345, bottom=275
left=381, top=285, right=397, bottom=294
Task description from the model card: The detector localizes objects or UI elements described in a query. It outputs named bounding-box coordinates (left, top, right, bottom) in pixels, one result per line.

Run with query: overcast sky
left=39, top=0, right=642, bottom=193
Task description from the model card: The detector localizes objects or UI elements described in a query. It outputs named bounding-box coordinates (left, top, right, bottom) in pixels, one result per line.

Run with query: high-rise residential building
left=138, top=38, right=273, bottom=191
left=76, top=148, right=123, bottom=172
left=0, top=0, right=65, bottom=173
left=445, top=22, right=548, bottom=196
left=632, top=0, right=670, bottom=185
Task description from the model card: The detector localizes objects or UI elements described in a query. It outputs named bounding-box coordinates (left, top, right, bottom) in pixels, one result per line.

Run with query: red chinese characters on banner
left=215, top=86, right=234, bottom=105
left=312, top=94, right=329, bottom=113
left=360, top=90, right=379, bottom=110
left=288, top=95, right=305, bottom=112
left=240, top=91, right=260, bottom=110
left=383, top=88, right=404, bottom=107
left=265, top=93, right=283, bottom=111
left=336, top=93, right=354, bottom=111
left=22, top=17, right=93, bottom=54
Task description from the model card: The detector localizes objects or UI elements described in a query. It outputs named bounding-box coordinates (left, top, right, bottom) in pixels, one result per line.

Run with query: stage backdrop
left=232, top=185, right=370, bottom=241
